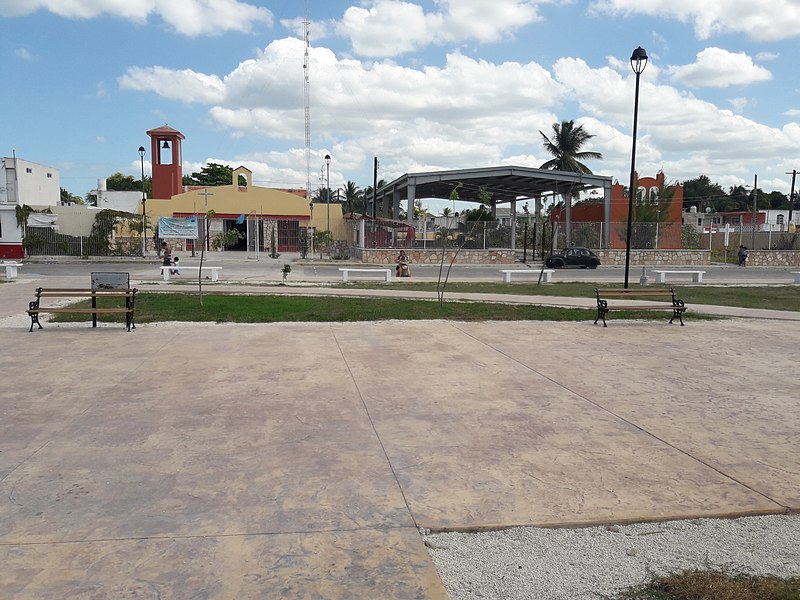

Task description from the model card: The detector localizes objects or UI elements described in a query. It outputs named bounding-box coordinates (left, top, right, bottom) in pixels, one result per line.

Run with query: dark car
left=545, top=247, right=601, bottom=269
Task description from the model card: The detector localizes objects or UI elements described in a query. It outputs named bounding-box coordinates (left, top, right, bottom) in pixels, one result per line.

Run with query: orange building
left=551, top=172, right=684, bottom=249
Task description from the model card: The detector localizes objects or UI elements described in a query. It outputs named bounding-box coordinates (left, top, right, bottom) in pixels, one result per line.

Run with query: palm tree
left=539, top=120, right=602, bottom=247
left=539, top=120, right=602, bottom=173
left=343, top=181, right=365, bottom=214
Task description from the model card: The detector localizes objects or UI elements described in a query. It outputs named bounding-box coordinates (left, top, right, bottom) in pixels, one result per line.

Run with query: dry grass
left=619, top=569, right=800, bottom=599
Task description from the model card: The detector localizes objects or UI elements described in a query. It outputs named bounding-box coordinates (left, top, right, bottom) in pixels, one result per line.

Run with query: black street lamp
left=138, top=145, right=146, bottom=257
left=324, top=154, right=331, bottom=233
left=624, top=46, right=648, bottom=289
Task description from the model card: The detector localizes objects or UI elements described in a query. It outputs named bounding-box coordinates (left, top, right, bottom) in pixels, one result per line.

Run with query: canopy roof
left=375, top=165, right=613, bottom=205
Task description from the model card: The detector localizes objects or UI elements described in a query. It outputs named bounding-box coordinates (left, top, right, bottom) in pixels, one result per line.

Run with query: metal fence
left=22, top=226, right=144, bottom=257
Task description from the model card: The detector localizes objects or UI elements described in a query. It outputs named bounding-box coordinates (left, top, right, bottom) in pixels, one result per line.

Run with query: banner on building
left=158, top=216, right=199, bottom=239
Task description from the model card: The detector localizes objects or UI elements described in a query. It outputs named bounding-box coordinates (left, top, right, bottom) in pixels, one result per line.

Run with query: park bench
left=499, top=269, right=555, bottom=283
left=26, top=287, right=137, bottom=332
left=594, top=287, right=687, bottom=327
left=160, top=265, right=222, bottom=281
left=651, top=269, right=705, bottom=283
left=338, top=267, right=392, bottom=282
left=1, top=261, right=23, bottom=278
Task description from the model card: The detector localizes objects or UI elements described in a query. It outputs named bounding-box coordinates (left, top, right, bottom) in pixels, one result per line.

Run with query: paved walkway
left=1, top=271, right=798, bottom=598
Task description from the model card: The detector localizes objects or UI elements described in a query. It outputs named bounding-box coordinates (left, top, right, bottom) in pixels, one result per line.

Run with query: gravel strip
left=423, top=514, right=800, bottom=599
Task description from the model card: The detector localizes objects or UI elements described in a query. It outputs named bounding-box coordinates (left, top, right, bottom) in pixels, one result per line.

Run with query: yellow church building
left=142, top=124, right=343, bottom=252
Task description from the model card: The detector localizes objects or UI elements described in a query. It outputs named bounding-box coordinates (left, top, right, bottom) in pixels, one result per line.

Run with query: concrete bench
left=1, top=261, right=23, bottom=278
left=339, top=267, right=392, bottom=282
left=792, top=272, right=800, bottom=284
left=160, top=265, right=222, bottom=281
left=500, top=269, right=555, bottom=283
left=652, top=270, right=705, bottom=283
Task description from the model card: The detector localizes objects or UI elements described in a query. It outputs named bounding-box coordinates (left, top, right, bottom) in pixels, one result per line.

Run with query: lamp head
left=630, top=46, right=648, bottom=75
left=324, top=154, right=331, bottom=165
left=138, top=146, right=145, bottom=158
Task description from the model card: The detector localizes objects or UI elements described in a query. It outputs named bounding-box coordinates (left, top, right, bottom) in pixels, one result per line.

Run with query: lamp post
left=623, top=46, right=648, bottom=289
left=324, top=154, right=331, bottom=232
left=138, top=146, right=146, bottom=257
left=308, top=201, right=314, bottom=256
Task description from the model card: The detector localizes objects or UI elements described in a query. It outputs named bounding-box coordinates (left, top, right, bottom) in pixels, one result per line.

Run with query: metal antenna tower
left=303, top=2, right=311, bottom=206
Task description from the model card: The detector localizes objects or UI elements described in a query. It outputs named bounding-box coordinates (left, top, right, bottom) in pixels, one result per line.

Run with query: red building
left=550, top=172, right=684, bottom=249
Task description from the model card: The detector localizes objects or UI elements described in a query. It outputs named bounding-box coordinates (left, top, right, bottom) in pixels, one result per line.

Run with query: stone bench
left=160, top=266, right=222, bottom=281
left=500, top=269, right=555, bottom=283
left=651, top=270, right=705, bottom=283
left=339, top=268, right=392, bottom=282
left=1, top=261, right=23, bottom=278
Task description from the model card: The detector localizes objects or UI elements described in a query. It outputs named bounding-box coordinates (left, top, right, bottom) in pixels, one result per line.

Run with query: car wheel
left=588, top=261, right=599, bottom=269
left=552, top=259, right=564, bottom=269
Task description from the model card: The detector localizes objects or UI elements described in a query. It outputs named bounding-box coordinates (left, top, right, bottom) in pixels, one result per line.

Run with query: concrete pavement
left=1, top=266, right=798, bottom=598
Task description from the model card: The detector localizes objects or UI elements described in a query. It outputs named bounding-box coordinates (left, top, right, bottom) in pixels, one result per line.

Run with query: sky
left=2, top=0, right=800, bottom=213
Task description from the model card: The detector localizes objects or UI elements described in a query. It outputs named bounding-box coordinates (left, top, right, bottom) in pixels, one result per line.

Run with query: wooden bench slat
left=27, top=308, right=132, bottom=313
left=27, top=287, right=137, bottom=332
left=594, top=287, right=687, bottom=327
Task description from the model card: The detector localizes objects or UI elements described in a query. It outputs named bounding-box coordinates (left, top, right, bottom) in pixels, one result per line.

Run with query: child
left=171, top=256, right=180, bottom=275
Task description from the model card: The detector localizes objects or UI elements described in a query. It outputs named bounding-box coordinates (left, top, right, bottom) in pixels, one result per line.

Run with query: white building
left=88, top=178, right=143, bottom=213
left=0, top=157, right=60, bottom=259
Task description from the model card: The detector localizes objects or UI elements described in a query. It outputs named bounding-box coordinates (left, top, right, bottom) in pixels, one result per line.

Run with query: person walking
left=737, top=245, right=748, bottom=267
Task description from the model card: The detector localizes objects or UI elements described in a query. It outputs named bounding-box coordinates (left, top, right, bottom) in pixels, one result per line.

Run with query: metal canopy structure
left=377, top=165, right=611, bottom=204
left=369, top=165, right=615, bottom=248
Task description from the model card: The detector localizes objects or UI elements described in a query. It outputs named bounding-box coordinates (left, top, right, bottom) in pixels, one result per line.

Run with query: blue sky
left=2, top=0, right=800, bottom=212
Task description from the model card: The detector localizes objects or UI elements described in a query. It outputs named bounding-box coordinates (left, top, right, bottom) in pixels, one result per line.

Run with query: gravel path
left=423, top=515, right=800, bottom=599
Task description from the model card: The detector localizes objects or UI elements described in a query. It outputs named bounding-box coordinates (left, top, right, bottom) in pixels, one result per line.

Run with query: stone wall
left=356, top=248, right=517, bottom=264
left=353, top=248, right=800, bottom=266
left=746, top=250, right=800, bottom=267
left=596, top=250, right=709, bottom=266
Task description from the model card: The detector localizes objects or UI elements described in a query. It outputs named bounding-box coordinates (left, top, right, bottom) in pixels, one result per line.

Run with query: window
left=26, top=168, right=32, bottom=173
left=777, top=215, right=784, bottom=226
left=47, top=173, right=53, bottom=178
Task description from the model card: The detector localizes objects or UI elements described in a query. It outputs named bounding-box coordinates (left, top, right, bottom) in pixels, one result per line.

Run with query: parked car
left=545, top=247, right=601, bottom=269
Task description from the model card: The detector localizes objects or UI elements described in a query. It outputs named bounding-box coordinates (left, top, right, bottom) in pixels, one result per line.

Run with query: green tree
left=60, top=188, right=84, bottom=204
left=184, top=163, right=245, bottom=186
left=106, top=172, right=139, bottom=191
left=682, top=175, right=727, bottom=211
left=343, top=181, right=365, bottom=214
left=539, top=120, right=603, bottom=173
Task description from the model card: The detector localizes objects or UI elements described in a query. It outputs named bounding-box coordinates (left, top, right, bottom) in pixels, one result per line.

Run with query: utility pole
left=787, top=170, right=797, bottom=227
left=751, top=174, right=757, bottom=249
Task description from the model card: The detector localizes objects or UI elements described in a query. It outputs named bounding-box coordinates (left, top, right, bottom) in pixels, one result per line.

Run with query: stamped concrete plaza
left=0, top=266, right=798, bottom=598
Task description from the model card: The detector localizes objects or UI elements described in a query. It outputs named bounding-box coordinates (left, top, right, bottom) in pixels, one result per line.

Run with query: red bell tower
left=146, top=124, right=185, bottom=199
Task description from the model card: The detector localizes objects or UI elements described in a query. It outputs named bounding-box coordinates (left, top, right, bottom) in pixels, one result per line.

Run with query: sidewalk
left=1, top=273, right=798, bottom=598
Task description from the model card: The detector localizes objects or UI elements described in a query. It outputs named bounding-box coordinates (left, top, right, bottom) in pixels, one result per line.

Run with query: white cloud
left=667, top=48, right=771, bottom=88
left=552, top=56, right=800, bottom=185
left=337, top=0, right=543, bottom=57
left=4, top=0, right=273, bottom=36
left=592, top=0, right=800, bottom=42
left=729, top=97, right=748, bottom=113
left=13, top=47, right=37, bottom=61
left=119, top=66, right=226, bottom=104
left=119, top=35, right=800, bottom=194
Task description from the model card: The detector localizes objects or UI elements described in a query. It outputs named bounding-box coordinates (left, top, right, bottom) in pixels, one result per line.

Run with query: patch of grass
left=342, top=282, right=800, bottom=312
left=46, top=293, right=704, bottom=325
left=617, top=569, right=800, bottom=600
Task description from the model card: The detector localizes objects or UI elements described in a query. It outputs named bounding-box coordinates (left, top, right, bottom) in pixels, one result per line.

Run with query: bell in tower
left=146, top=124, right=185, bottom=200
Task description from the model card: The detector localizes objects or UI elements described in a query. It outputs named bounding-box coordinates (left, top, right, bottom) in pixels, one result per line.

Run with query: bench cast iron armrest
left=594, top=288, right=687, bottom=327
left=27, top=287, right=137, bottom=332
